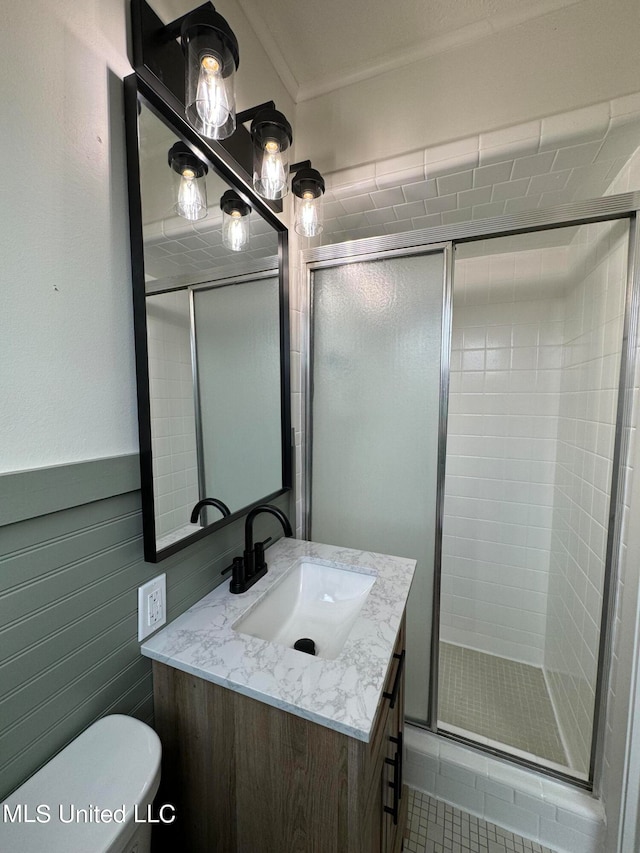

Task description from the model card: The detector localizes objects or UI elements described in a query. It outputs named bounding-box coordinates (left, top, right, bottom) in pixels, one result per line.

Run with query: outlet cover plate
left=138, top=574, right=167, bottom=641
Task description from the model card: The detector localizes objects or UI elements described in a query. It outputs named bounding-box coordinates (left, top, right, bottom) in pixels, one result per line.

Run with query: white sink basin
left=233, top=558, right=376, bottom=660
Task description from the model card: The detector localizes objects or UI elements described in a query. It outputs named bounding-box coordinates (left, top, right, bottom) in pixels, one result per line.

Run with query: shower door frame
left=302, top=191, right=640, bottom=791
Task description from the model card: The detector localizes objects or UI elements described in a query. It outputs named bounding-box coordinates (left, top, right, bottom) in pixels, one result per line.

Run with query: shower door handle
left=383, top=649, right=405, bottom=709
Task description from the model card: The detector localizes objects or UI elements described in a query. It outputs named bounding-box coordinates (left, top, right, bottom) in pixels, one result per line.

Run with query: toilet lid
left=0, top=715, right=162, bottom=853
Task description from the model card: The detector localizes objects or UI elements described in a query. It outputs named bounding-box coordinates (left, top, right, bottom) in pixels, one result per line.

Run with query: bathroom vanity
left=141, top=538, right=415, bottom=852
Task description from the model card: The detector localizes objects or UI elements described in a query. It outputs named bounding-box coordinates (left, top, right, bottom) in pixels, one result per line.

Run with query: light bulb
left=177, top=168, right=206, bottom=221
left=223, top=210, right=249, bottom=251
left=195, top=55, right=231, bottom=133
left=298, top=192, right=320, bottom=236
left=260, top=140, right=287, bottom=199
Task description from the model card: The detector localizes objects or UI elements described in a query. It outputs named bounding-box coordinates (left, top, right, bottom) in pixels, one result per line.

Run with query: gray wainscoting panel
left=0, top=455, right=292, bottom=801
left=0, top=454, right=141, bottom=527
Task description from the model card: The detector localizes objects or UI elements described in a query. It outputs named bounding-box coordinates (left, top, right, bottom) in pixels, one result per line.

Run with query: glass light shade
left=253, top=139, right=289, bottom=200
left=173, top=169, right=208, bottom=221
left=294, top=192, right=323, bottom=237
left=221, top=190, right=251, bottom=252
left=251, top=109, right=293, bottom=201
left=182, top=20, right=238, bottom=140
left=292, top=166, right=325, bottom=237
left=168, top=142, right=209, bottom=222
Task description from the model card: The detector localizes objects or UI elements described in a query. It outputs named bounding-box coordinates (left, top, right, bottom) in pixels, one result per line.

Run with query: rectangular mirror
left=124, top=74, right=291, bottom=561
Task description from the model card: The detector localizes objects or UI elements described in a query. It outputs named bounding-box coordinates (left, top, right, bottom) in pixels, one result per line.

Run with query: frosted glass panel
left=194, top=277, right=281, bottom=512
left=310, top=252, right=445, bottom=722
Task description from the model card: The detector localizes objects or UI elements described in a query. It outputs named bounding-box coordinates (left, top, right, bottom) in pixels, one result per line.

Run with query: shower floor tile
left=404, top=788, right=557, bottom=853
left=438, top=643, right=567, bottom=766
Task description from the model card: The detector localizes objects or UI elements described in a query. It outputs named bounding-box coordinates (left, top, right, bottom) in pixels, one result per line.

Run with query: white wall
left=0, top=0, right=293, bottom=476
left=0, top=0, right=137, bottom=473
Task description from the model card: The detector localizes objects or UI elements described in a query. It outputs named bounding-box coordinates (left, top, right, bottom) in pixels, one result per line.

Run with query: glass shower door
left=439, top=221, right=630, bottom=781
left=308, top=249, right=446, bottom=722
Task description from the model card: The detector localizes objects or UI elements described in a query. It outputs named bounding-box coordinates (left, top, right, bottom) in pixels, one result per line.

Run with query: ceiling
left=236, top=0, right=584, bottom=101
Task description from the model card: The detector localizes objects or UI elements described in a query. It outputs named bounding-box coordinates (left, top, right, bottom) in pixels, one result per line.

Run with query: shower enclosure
left=303, top=194, right=639, bottom=787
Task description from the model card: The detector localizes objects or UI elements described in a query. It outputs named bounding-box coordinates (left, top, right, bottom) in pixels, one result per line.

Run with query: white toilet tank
left=0, top=714, right=162, bottom=853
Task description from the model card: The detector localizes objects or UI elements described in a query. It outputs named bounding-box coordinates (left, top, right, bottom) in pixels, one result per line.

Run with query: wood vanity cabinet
left=152, top=615, right=407, bottom=853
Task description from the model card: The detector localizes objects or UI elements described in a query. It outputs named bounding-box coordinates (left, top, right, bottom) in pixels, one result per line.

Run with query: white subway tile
left=538, top=818, right=602, bottom=853
left=327, top=162, right=375, bottom=190
left=403, top=179, right=439, bottom=202
left=437, top=169, right=474, bottom=195
left=610, top=92, right=640, bottom=117
left=484, top=794, right=540, bottom=838
left=543, top=140, right=609, bottom=171
left=425, top=136, right=479, bottom=163
left=476, top=776, right=514, bottom=802
left=473, top=161, right=514, bottom=187
left=539, top=102, right=610, bottom=150
left=425, top=193, right=458, bottom=214
left=435, top=775, right=485, bottom=815
left=512, top=153, right=557, bottom=182
left=375, top=150, right=424, bottom=176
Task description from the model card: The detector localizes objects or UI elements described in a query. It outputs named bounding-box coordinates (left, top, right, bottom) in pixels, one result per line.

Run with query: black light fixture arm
left=290, top=160, right=312, bottom=173
left=162, top=2, right=212, bottom=41
left=237, top=101, right=276, bottom=124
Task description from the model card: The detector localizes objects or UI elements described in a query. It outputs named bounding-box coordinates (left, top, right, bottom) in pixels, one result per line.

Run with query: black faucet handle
left=254, top=537, right=273, bottom=572
left=222, top=555, right=243, bottom=576
left=227, top=556, right=246, bottom=594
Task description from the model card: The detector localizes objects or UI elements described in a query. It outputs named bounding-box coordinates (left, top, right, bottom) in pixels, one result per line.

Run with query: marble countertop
left=141, top=538, right=416, bottom=741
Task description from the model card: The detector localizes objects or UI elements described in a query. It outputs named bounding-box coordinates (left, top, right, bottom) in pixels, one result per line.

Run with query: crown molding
left=239, top=0, right=585, bottom=105
left=236, top=0, right=300, bottom=102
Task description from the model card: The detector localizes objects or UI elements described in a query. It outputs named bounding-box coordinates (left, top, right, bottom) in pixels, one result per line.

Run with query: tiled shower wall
left=145, top=290, right=199, bottom=538
left=544, top=219, right=628, bottom=775
left=441, top=249, right=567, bottom=666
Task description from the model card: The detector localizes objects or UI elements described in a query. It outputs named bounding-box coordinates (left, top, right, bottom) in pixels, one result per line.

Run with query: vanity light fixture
left=179, top=3, right=239, bottom=140
left=168, top=142, right=209, bottom=221
left=132, top=3, right=288, bottom=213
left=291, top=161, right=325, bottom=237
left=248, top=106, right=293, bottom=201
left=220, top=189, right=251, bottom=251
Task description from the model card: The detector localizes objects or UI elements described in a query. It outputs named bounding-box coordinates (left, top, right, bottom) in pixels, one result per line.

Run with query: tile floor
left=404, top=788, right=557, bottom=853
left=438, top=644, right=567, bottom=766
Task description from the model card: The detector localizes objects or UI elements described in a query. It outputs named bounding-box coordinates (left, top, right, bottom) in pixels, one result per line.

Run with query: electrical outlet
left=138, top=574, right=166, bottom=641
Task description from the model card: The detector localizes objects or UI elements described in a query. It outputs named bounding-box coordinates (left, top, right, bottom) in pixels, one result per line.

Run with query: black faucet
left=224, top=504, right=293, bottom=594
left=190, top=498, right=231, bottom=524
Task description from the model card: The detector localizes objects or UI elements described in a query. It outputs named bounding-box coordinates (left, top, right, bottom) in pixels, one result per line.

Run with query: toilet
left=0, top=715, right=162, bottom=853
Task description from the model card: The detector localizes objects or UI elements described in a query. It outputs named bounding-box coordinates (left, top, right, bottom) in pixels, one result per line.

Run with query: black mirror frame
left=124, top=72, right=292, bottom=562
